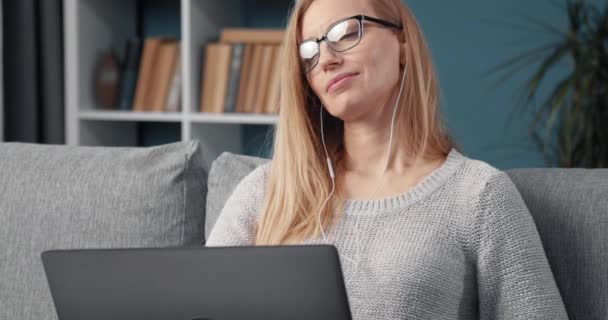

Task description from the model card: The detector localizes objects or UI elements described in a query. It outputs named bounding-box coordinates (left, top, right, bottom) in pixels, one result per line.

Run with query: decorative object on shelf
left=488, top=0, right=608, bottom=168
left=94, top=49, right=121, bottom=110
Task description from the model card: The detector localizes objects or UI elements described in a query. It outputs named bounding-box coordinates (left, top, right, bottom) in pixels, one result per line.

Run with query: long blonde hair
left=254, top=0, right=455, bottom=245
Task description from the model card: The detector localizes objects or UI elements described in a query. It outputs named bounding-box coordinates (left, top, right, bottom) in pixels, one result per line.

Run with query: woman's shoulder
left=238, top=161, right=272, bottom=187
left=446, top=150, right=530, bottom=251
left=229, top=161, right=272, bottom=200
left=449, top=149, right=515, bottom=199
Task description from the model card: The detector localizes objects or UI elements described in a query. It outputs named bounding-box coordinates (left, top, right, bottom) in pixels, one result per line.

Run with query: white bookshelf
left=78, top=110, right=183, bottom=122
left=63, top=0, right=280, bottom=167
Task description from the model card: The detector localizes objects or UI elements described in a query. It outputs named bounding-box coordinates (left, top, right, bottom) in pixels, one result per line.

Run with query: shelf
left=78, top=110, right=278, bottom=125
left=189, top=113, right=278, bottom=125
left=65, top=0, right=283, bottom=164
left=79, top=110, right=183, bottom=122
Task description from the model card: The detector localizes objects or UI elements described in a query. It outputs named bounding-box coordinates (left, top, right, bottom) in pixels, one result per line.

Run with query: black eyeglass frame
left=299, top=14, right=403, bottom=73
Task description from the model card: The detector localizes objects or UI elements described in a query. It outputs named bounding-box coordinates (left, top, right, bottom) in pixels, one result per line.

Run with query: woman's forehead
left=299, top=0, right=374, bottom=41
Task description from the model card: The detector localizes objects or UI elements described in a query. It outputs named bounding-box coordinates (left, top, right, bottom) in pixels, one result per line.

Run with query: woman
left=206, top=0, right=569, bottom=319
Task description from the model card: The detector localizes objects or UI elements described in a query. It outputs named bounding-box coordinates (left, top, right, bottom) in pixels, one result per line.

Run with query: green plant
left=488, top=0, right=608, bottom=168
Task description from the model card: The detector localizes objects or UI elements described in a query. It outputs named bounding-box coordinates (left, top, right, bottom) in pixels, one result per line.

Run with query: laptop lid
left=41, top=245, right=352, bottom=320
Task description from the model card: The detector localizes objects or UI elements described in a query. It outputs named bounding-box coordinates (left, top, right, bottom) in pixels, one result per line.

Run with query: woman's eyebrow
left=301, top=17, right=340, bottom=43
left=301, top=26, right=323, bottom=43
left=301, top=34, right=316, bottom=42
left=301, top=14, right=352, bottom=43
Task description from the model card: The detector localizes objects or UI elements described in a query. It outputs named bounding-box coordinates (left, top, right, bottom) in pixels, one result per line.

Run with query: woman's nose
left=317, top=41, right=342, bottom=71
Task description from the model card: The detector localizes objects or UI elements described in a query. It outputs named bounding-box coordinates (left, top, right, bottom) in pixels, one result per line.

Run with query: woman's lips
left=327, top=73, right=358, bottom=93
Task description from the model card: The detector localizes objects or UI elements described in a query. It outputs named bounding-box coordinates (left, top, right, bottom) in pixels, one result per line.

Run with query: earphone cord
left=318, top=63, right=408, bottom=285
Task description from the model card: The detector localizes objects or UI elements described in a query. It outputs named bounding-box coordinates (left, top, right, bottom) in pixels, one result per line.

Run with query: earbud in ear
left=399, top=43, right=407, bottom=65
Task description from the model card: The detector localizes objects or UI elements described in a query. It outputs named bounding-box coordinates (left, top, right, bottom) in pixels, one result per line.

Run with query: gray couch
left=0, top=141, right=606, bottom=320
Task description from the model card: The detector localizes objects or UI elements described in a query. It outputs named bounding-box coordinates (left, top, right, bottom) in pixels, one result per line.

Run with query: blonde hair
left=254, top=0, right=455, bottom=245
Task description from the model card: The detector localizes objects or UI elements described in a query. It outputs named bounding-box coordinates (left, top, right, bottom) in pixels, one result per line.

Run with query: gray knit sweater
left=206, top=149, right=569, bottom=320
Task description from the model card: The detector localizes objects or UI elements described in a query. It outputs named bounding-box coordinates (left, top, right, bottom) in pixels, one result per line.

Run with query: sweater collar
left=341, top=148, right=465, bottom=214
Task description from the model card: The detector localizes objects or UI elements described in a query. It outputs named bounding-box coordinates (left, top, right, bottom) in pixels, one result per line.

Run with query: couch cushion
left=205, top=152, right=269, bottom=241
left=507, top=169, right=608, bottom=320
left=0, top=141, right=207, bottom=320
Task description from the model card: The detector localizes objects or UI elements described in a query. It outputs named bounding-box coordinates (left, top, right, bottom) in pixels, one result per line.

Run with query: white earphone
left=318, top=62, right=408, bottom=285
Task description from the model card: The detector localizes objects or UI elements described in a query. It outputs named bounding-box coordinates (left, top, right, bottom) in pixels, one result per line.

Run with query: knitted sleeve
left=470, top=171, right=569, bottom=320
left=205, top=165, right=267, bottom=247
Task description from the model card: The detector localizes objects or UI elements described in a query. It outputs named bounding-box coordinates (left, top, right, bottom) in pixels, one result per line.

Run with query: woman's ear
left=399, top=42, right=407, bottom=65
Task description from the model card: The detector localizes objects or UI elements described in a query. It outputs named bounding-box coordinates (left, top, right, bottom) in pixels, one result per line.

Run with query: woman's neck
left=335, top=148, right=447, bottom=201
left=340, top=122, right=417, bottom=177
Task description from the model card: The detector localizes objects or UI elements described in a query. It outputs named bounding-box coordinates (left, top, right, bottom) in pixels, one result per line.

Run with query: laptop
left=41, top=245, right=352, bottom=320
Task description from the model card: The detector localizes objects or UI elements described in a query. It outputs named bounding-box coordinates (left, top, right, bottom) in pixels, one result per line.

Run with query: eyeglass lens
left=299, top=18, right=361, bottom=72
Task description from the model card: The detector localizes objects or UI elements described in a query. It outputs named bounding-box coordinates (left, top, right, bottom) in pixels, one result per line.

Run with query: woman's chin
left=325, top=104, right=362, bottom=122
left=324, top=95, right=360, bottom=118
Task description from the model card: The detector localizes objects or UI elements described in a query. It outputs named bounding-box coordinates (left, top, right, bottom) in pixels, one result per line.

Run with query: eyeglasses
left=298, top=15, right=403, bottom=73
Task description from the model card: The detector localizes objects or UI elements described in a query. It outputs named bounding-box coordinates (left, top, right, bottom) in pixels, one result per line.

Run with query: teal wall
left=403, top=0, right=592, bottom=168
left=141, top=0, right=605, bottom=168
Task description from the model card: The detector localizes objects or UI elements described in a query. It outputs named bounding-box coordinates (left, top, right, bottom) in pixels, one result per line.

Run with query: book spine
left=133, top=38, right=162, bottom=111
left=210, top=44, right=232, bottom=113
left=149, top=40, right=178, bottom=111
left=118, top=38, right=142, bottom=110
left=166, top=46, right=181, bottom=112
left=200, top=43, right=218, bottom=113
left=235, top=44, right=254, bottom=113
left=243, top=44, right=263, bottom=113
left=255, top=45, right=274, bottom=114
left=223, top=43, right=244, bottom=113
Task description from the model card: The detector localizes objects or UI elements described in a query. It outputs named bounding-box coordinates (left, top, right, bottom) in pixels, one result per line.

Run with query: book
left=253, top=45, right=274, bottom=114
left=219, top=29, right=285, bottom=44
left=133, top=37, right=164, bottom=111
left=209, top=43, right=232, bottom=113
left=265, top=45, right=281, bottom=114
left=223, top=43, right=245, bottom=113
left=200, top=43, right=218, bottom=112
left=118, top=37, right=142, bottom=110
left=235, top=44, right=254, bottom=113
left=243, top=44, right=264, bottom=113
left=149, top=39, right=178, bottom=112
left=165, top=45, right=181, bottom=112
